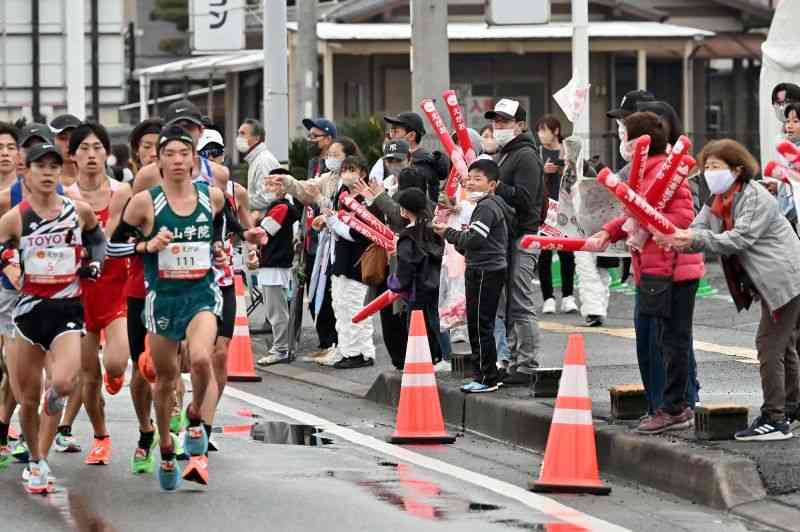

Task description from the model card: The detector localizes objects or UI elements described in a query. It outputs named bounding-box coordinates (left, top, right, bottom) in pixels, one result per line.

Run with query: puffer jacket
left=603, top=154, right=705, bottom=285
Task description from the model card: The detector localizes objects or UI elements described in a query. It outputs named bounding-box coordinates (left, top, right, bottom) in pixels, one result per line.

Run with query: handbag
left=356, top=243, right=388, bottom=286
left=638, top=273, right=673, bottom=318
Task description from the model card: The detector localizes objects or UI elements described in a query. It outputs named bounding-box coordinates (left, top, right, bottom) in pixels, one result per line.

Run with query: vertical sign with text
left=192, top=0, right=245, bottom=52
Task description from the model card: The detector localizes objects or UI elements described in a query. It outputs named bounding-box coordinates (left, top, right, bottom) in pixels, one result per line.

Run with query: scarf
left=711, top=182, right=754, bottom=312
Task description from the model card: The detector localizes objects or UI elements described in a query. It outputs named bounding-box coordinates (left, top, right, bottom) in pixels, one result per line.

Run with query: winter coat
left=603, top=154, right=705, bottom=285
left=388, top=226, right=444, bottom=306
left=444, top=194, right=515, bottom=271
left=495, top=132, right=545, bottom=235
left=411, top=148, right=449, bottom=203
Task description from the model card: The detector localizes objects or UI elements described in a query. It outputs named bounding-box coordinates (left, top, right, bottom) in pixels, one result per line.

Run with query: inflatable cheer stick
left=764, top=160, right=800, bottom=184
left=644, top=135, right=692, bottom=208
left=340, top=194, right=394, bottom=241
left=338, top=211, right=396, bottom=252
left=420, top=99, right=469, bottom=180
left=352, top=290, right=401, bottom=323
left=598, top=168, right=677, bottom=235
left=519, top=235, right=605, bottom=252
left=442, top=90, right=477, bottom=165
left=443, top=165, right=460, bottom=199
left=777, top=140, right=800, bottom=170
left=652, top=155, right=696, bottom=212
left=627, top=134, right=651, bottom=192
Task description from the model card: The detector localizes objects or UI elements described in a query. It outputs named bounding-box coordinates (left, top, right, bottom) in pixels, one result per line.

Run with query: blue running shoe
left=460, top=381, right=499, bottom=394
left=12, top=440, right=29, bottom=463
left=158, top=435, right=182, bottom=491
left=183, top=425, right=208, bottom=457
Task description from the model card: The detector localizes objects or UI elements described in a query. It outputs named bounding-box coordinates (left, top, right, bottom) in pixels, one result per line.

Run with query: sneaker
left=501, top=370, right=532, bottom=387
left=636, top=410, right=692, bottom=434
left=542, top=298, right=556, bottom=315
left=735, top=415, right=793, bottom=441
left=256, top=352, right=290, bottom=366
left=183, top=425, right=209, bottom=457
left=433, top=360, right=451, bottom=373
left=8, top=426, right=19, bottom=441
left=22, top=463, right=56, bottom=483
left=460, top=381, right=499, bottom=394
left=158, top=439, right=182, bottom=491
left=300, top=346, right=334, bottom=363
left=24, top=460, right=53, bottom=495
left=560, top=295, right=578, bottom=314
left=131, top=432, right=158, bottom=475
left=182, top=455, right=209, bottom=485
left=42, top=388, right=65, bottom=417
left=585, top=315, right=604, bottom=327
left=175, top=432, right=188, bottom=461
left=12, top=440, right=29, bottom=463
left=103, top=372, right=124, bottom=395
left=333, top=355, right=374, bottom=370
left=316, top=347, right=344, bottom=367
left=0, top=444, right=11, bottom=470
left=54, top=429, right=81, bottom=453
left=85, top=437, right=111, bottom=465
left=169, top=408, right=187, bottom=435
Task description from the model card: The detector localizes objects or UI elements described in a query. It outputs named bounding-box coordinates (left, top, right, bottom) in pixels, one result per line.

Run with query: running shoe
left=54, top=428, right=81, bottom=453
left=460, top=381, right=499, bottom=393
left=183, top=424, right=208, bottom=457
left=175, top=433, right=188, bottom=461
left=735, top=415, right=792, bottom=441
left=182, top=455, right=209, bottom=485
left=12, top=440, right=29, bottom=463
left=8, top=426, right=19, bottom=441
left=85, top=437, right=111, bottom=465
left=24, top=460, right=53, bottom=495
left=158, top=435, right=182, bottom=491
left=169, top=408, right=187, bottom=435
left=131, top=432, right=159, bottom=475
left=0, top=444, right=11, bottom=470
left=42, top=388, right=65, bottom=417
left=103, top=372, right=124, bottom=395
left=22, top=463, right=55, bottom=483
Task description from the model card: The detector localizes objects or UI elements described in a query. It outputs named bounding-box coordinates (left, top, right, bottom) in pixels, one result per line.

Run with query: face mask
left=236, top=136, right=250, bottom=153
left=325, top=158, right=342, bottom=173
left=467, top=191, right=487, bottom=202
left=775, top=104, right=787, bottom=123
left=384, top=175, right=398, bottom=197
left=493, top=128, right=516, bottom=148
left=619, top=139, right=635, bottom=162
left=261, top=191, right=276, bottom=204
left=385, top=161, right=406, bottom=177
left=616, top=120, right=627, bottom=143
left=704, top=168, right=737, bottom=195
left=307, top=141, right=322, bottom=157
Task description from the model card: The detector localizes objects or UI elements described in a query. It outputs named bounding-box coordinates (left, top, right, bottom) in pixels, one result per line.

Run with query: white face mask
left=619, top=139, right=635, bottom=162
left=325, top=158, right=342, bottom=172
left=493, top=128, right=516, bottom=148
left=236, top=136, right=250, bottom=153
left=261, top=191, right=276, bottom=203
left=705, top=168, right=737, bottom=195
left=467, top=191, right=487, bottom=202
left=384, top=175, right=398, bottom=197
left=616, top=120, right=627, bottom=142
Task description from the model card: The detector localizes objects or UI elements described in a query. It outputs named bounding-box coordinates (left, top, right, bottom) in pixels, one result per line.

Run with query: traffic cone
left=388, top=310, right=455, bottom=444
left=529, top=335, right=610, bottom=495
left=226, top=274, right=262, bottom=382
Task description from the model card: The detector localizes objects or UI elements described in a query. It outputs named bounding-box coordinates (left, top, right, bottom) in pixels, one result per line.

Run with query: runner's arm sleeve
left=82, top=224, right=107, bottom=265
left=107, top=220, right=143, bottom=257
left=213, top=209, right=225, bottom=243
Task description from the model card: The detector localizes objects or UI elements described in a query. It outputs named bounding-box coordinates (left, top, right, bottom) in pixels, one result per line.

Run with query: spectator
left=480, top=125, right=497, bottom=155
left=591, top=112, right=705, bottom=434
left=303, top=117, right=337, bottom=178
left=108, top=144, right=134, bottom=183
left=435, top=159, right=514, bottom=393
left=607, top=89, right=656, bottom=178
left=238, top=118, right=280, bottom=210
left=772, top=83, right=800, bottom=123
left=383, top=112, right=448, bottom=202
left=656, top=139, right=800, bottom=441
left=382, top=139, right=412, bottom=198
left=484, top=99, right=544, bottom=382
left=535, top=114, right=577, bottom=315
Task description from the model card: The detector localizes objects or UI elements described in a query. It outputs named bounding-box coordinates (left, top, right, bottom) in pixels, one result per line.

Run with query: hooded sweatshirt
left=494, top=132, right=545, bottom=236
left=444, top=193, right=515, bottom=271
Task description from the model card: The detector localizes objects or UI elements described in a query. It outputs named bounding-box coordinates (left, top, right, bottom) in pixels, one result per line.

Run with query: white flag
left=553, top=77, right=591, bottom=123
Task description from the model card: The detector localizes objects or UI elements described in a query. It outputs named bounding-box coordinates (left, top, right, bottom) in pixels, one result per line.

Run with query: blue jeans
left=439, top=331, right=451, bottom=361
left=634, top=289, right=700, bottom=414
left=494, top=317, right=512, bottom=363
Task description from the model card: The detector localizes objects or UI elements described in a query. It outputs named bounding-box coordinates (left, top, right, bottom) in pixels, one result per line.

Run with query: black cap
left=158, top=125, right=195, bottom=150
left=20, top=123, right=54, bottom=147
left=26, top=142, right=64, bottom=165
left=383, top=139, right=411, bottom=160
left=396, top=187, right=428, bottom=215
left=383, top=112, right=425, bottom=137
left=163, top=100, right=204, bottom=128
left=484, top=98, right=527, bottom=122
left=606, top=90, right=655, bottom=119
left=49, top=114, right=82, bottom=135
left=302, top=117, right=337, bottom=138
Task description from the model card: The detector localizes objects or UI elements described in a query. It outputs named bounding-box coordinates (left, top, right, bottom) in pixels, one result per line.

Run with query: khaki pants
left=756, top=294, right=800, bottom=421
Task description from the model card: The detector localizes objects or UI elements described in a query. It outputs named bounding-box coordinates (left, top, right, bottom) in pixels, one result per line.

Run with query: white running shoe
left=560, top=296, right=578, bottom=314
left=316, top=347, right=343, bottom=367
left=434, top=360, right=451, bottom=373
left=542, top=298, right=556, bottom=314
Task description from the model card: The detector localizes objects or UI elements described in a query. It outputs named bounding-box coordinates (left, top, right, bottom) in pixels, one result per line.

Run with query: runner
left=118, top=125, right=228, bottom=490
left=0, top=142, right=103, bottom=493
left=65, top=123, right=132, bottom=466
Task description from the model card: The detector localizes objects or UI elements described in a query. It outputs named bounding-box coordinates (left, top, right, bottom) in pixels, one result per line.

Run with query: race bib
left=24, top=247, right=77, bottom=284
left=158, top=242, right=211, bottom=279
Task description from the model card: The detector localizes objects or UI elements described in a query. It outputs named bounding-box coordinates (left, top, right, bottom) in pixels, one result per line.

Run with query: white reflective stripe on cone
left=558, top=364, right=590, bottom=398
left=551, top=408, right=593, bottom=426
left=401, top=373, right=437, bottom=388
left=233, top=325, right=250, bottom=337
left=404, top=336, right=432, bottom=364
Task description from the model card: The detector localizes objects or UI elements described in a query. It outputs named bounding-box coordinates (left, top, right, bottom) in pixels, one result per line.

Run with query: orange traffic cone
left=388, top=310, right=455, bottom=444
left=226, top=274, right=262, bottom=382
left=530, top=335, right=610, bottom=495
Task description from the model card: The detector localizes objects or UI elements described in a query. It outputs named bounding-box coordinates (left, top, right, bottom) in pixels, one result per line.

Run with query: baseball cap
left=20, top=123, right=54, bottom=147
left=49, top=114, right=82, bottom=135
left=163, top=100, right=204, bottom=128
left=383, top=112, right=426, bottom=137
left=302, top=117, right=337, bottom=138
left=26, top=142, right=64, bottom=165
left=606, top=90, right=655, bottom=119
left=383, top=139, right=411, bottom=160
left=484, top=99, right=526, bottom=122
left=158, top=125, right=195, bottom=150
left=197, top=129, right=225, bottom=151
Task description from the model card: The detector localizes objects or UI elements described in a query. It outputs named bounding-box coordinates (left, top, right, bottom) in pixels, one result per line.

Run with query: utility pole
left=263, top=0, right=289, bottom=163
left=410, top=0, right=450, bottom=152
left=292, top=0, right=318, bottom=137
left=65, top=0, right=86, bottom=118
left=571, top=0, right=590, bottom=148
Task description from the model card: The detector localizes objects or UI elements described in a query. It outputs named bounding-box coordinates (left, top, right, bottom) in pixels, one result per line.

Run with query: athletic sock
left=203, top=424, right=213, bottom=457
left=0, top=421, right=8, bottom=446
left=138, top=430, right=155, bottom=450
left=57, top=425, right=71, bottom=436
left=160, top=448, right=175, bottom=462
left=186, top=405, right=203, bottom=428
left=94, top=434, right=109, bottom=440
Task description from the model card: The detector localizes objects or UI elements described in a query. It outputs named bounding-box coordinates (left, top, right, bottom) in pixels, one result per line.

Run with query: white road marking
left=224, top=385, right=631, bottom=532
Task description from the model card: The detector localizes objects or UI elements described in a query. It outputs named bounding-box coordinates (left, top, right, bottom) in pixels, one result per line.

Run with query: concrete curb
left=256, top=363, right=372, bottom=398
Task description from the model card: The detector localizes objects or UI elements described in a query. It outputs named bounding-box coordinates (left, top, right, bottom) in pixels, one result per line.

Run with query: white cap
left=197, top=129, right=224, bottom=151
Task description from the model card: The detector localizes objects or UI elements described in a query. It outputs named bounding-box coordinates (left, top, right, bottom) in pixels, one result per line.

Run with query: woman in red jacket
left=592, top=112, right=705, bottom=434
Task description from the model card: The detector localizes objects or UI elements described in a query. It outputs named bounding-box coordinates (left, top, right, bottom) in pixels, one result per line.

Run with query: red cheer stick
left=598, top=168, right=677, bottom=235
left=652, top=155, right=695, bottom=212
left=340, top=194, right=394, bottom=241
left=338, top=211, right=396, bottom=251
left=352, top=290, right=401, bottom=323
left=519, top=235, right=604, bottom=252
left=444, top=165, right=460, bottom=199
left=777, top=140, right=800, bottom=170
left=627, top=134, right=651, bottom=192
left=644, top=135, right=692, bottom=208
left=442, top=90, right=477, bottom=165
left=764, top=160, right=800, bottom=184
left=420, top=99, right=469, bottom=180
